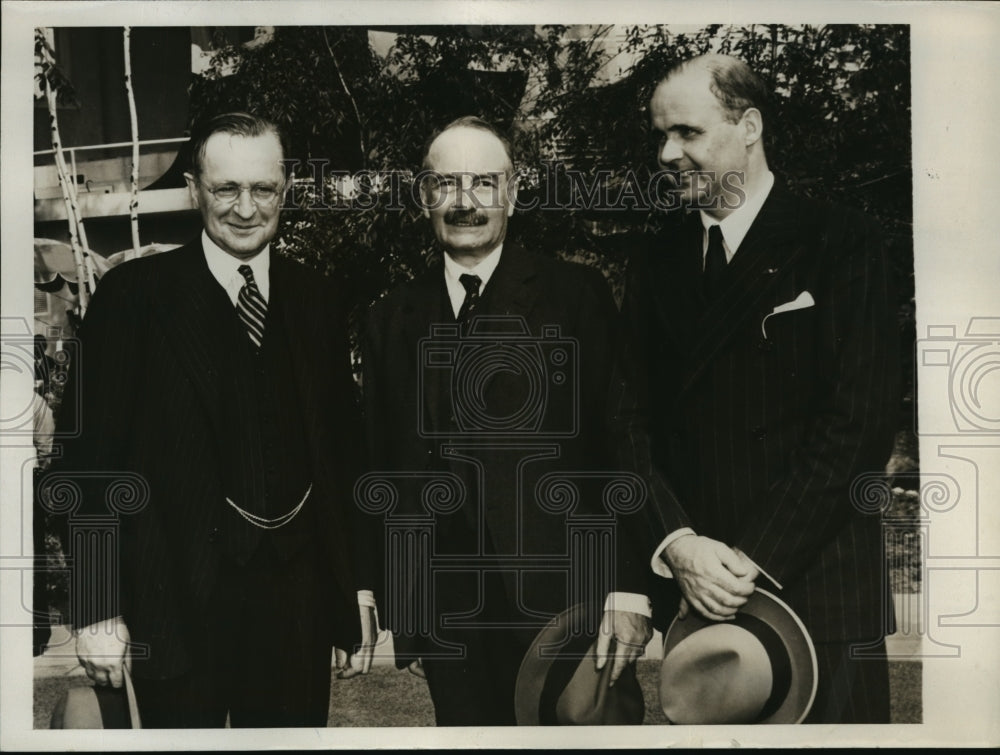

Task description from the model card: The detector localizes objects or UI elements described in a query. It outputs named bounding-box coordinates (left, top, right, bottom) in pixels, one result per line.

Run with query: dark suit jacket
left=56, top=239, right=370, bottom=678
left=361, top=242, right=649, bottom=662
left=618, top=183, right=899, bottom=643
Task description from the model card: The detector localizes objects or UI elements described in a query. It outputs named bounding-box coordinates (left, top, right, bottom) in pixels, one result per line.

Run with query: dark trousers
left=804, top=639, right=891, bottom=724
left=130, top=540, right=333, bottom=728
left=420, top=569, right=533, bottom=726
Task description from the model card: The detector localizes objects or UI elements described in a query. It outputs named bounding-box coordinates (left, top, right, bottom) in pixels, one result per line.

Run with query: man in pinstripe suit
left=619, top=55, right=899, bottom=723
left=59, top=113, right=377, bottom=727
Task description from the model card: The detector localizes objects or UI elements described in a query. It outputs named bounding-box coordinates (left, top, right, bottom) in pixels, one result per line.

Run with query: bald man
left=620, top=54, right=899, bottom=723
left=360, top=117, right=653, bottom=725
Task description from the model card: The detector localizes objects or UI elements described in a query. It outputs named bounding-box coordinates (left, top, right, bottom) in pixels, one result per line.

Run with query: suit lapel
left=400, top=264, right=452, bottom=435
left=477, top=242, right=541, bottom=321
left=651, top=213, right=705, bottom=354
left=677, top=185, right=813, bottom=397
left=470, top=242, right=542, bottom=403
left=270, top=256, right=324, bottom=462
left=155, top=241, right=231, bottom=440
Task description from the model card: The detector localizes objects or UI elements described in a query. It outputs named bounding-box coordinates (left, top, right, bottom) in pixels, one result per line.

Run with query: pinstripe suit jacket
left=57, top=239, right=369, bottom=677
left=618, top=184, right=899, bottom=642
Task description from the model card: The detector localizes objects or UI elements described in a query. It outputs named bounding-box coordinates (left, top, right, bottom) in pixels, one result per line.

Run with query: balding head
left=661, top=54, right=773, bottom=129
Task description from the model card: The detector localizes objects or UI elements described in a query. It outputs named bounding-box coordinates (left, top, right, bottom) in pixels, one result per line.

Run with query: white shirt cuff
left=603, top=592, right=652, bottom=617
left=651, top=527, right=696, bottom=578
left=357, top=589, right=376, bottom=608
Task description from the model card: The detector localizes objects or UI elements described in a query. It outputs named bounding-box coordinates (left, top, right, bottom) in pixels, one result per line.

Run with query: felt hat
left=515, top=602, right=645, bottom=725
left=659, top=588, right=817, bottom=725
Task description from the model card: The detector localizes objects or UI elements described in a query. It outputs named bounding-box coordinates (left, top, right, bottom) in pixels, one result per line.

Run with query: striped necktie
left=457, top=273, right=482, bottom=324
left=237, top=264, right=267, bottom=349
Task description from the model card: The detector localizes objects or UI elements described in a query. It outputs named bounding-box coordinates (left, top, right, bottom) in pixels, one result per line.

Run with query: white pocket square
left=761, top=291, right=815, bottom=339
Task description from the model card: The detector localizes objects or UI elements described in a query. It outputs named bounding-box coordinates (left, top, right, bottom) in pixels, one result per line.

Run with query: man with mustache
left=360, top=116, right=653, bottom=725
left=619, top=54, right=900, bottom=723
left=58, top=112, right=376, bottom=727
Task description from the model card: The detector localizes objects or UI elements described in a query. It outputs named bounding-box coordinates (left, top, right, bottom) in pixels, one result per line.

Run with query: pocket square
left=761, top=291, right=815, bottom=339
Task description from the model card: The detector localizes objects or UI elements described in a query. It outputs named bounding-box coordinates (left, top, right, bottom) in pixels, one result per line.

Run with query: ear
left=183, top=172, right=201, bottom=209
left=741, top=108, right=764, bottom=149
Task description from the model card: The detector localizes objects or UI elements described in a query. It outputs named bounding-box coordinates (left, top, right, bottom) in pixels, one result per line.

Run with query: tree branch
left=322, top=27, right=366, bottom=168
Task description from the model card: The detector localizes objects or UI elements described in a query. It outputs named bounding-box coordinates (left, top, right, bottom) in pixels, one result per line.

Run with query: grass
left=35, top=659, right=919, bottom=728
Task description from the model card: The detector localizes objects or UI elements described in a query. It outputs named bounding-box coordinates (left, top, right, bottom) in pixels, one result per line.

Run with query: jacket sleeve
left=49, top=263, right=149, bottom=630
left=609, top=244, right=692, bottom=547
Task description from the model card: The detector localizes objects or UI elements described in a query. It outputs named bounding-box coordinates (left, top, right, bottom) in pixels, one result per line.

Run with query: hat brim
left=662, top=588, right=818, bottom=724
left=514, top=602, right=595, bottom=726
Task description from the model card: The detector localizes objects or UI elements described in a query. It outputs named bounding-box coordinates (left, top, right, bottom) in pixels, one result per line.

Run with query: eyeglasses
left=424, top=173, right=505, bottom=197
left=198, top=181, right=282, bottom=206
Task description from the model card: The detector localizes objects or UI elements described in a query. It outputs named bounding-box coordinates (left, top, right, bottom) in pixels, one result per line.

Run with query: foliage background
left=187, top=21, right=918, bottom=586
left=187, top=25, right=912, bottom=378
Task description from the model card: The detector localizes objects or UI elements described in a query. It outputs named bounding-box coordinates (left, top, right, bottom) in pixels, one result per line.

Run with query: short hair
left=420, top=116, right=515, bottom=172
left=187, top=112, right=285, bottom=175
left=664, top=54, right=773, bottom=126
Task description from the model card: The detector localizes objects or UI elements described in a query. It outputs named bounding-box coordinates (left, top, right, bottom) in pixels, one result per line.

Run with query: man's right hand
left=663, top=535, right=755, bottom=621
left=74, top=617, right=130, bottom=688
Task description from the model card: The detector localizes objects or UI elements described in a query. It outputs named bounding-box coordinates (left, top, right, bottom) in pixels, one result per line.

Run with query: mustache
left=444, top=208, right=489, bottom=226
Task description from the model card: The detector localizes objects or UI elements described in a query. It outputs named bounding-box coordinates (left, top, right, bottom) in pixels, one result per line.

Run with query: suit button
left=752, top=426, right=767, bottom=440
left=208, top=528, right=220, bottom=543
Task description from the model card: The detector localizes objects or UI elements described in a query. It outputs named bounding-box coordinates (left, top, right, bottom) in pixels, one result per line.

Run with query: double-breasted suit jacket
left=361, top=242, right=649, bottom=663
left=619, top=183, right=899, bottom=644
left=56, top=240, right=370, bottom=679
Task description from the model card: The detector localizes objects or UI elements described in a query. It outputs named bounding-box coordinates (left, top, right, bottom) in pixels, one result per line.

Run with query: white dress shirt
left=443, top=243, right=504, bottom=317
left=700, top=170, right=775, bottom=266
left=201, top=230, right=271, bottom=304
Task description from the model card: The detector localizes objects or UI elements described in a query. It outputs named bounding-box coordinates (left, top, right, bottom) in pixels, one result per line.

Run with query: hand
left=732, top=548, right=761, bottom=583
left=336, top=604, right=378, bottom=679
left=595, top=610, right=653, bottom=686
left=664, top=535, right=755, bottom=621
left=407, top=658, right=426, bottom=679
left=75, top=617, right=130, bottom=688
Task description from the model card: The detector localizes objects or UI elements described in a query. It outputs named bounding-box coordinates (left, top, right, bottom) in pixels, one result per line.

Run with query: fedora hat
left=659, top=588, right=817, bottom=725
left=515, top=603, right=645, bottom=726
left=50, top=671, right=141, bottom=729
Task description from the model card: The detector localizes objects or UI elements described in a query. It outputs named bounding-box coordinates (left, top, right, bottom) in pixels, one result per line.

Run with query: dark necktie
left=703, top=224, right=727, bottom=300
left=457, top=273, right=482, bottom=324
left=237, top=265, right=267, bottom=349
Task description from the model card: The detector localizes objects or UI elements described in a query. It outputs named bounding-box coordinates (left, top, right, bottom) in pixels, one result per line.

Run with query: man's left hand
left=595, top=610, right=653, bottom=686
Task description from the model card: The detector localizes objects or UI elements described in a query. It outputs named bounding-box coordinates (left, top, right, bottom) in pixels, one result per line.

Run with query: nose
left=658, top=134, right=683, bottom=167
left=452, top=174, right=473, bottom=209
left=233, top=188, right=257, bottom=219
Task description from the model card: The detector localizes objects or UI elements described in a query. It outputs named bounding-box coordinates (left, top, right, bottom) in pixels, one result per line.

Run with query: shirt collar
left=442, top=243, right=504, bottom=318
left=201, top=230, right=270, bottom=306
left=700, top=170, right=775, bottom=257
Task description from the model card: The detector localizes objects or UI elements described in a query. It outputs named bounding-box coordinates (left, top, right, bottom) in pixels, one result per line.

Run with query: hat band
left=733, top=613, right=792, bottom=721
